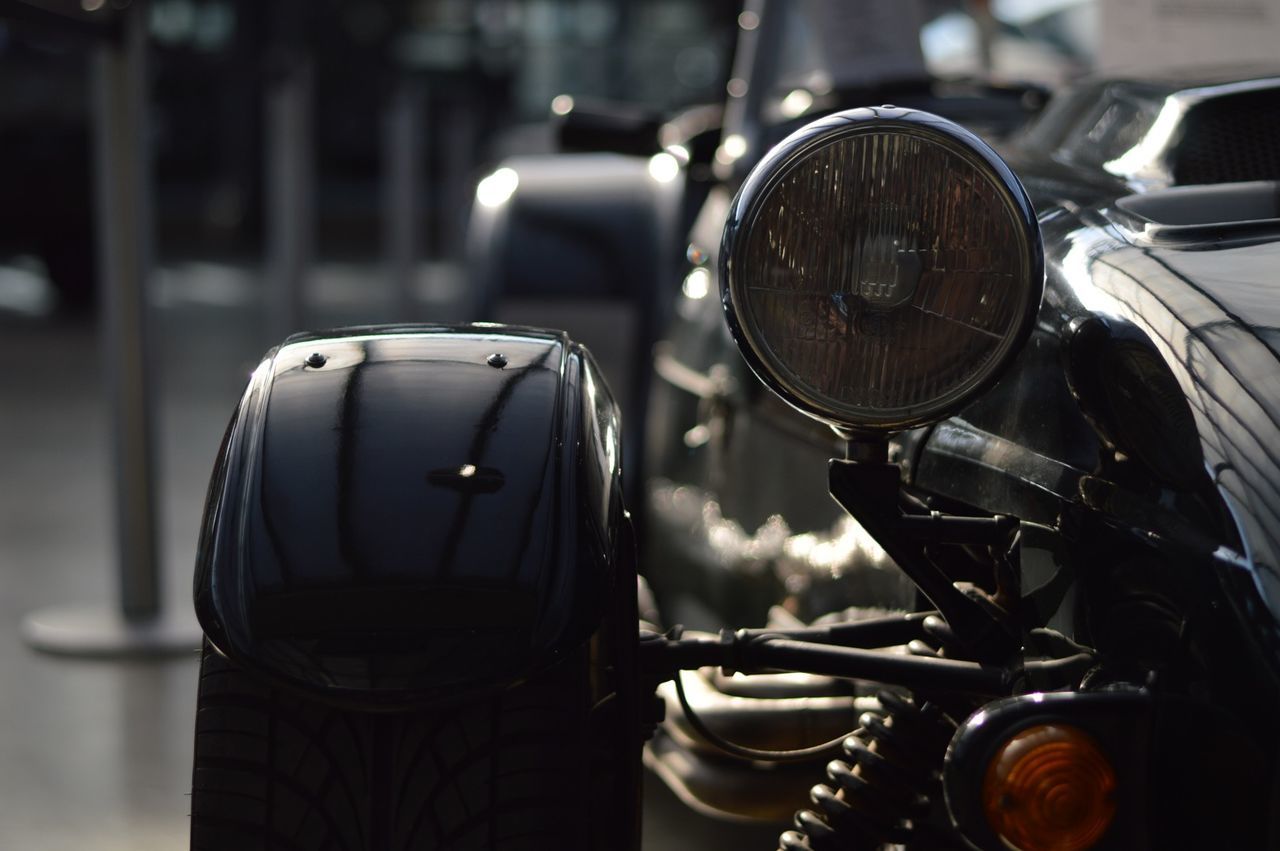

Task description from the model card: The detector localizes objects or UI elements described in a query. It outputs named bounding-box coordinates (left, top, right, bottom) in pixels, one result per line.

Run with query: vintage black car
left=185, top=7, right=1280, bottom=851
left=639, top=68, right=1280, bottom=850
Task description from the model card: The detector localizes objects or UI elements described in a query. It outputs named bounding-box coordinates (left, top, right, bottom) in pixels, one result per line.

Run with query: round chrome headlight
left=720, top=106, right=1043, bottom=432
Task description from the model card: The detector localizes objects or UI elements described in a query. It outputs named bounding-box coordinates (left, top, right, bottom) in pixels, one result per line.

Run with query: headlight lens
left=721, top=107, right=1043, bottom=431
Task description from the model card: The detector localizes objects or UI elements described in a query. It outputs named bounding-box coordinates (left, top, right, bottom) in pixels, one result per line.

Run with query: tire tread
left=190, top=644, right=596, bottom=850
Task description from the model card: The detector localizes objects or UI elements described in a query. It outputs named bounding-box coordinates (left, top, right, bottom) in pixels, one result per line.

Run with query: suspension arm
left=638, top=627, right=1095, bottom=697
left=733, top=610, right=935, bottom=647
left=635, top=611, right=936, bottom=673
left=741, top=637, right=1006, bottom=693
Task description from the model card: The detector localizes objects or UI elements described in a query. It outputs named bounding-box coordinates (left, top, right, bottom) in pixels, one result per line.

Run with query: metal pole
left=23, top=1, right=200, bottom=656
left=441, top=94, right=475, bottom=263
left=99, top=3, right=159, bottom=620
left=265, top=49, right=314, bottom=340
left=383, top=79, right=425, bottom=320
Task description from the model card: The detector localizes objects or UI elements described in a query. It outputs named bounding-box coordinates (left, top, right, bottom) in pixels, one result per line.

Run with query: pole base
left=22, top=603, right=203, bottom=658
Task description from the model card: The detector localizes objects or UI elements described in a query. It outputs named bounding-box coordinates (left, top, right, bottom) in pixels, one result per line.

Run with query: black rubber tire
left=190, top=642, right=632, bottom=851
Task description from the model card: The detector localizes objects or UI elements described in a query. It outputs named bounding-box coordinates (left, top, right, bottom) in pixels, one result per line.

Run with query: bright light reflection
left=550, top=94, right=575, bottom=116
left=647, top=152, right=680, bottom=183
left=458, top=464, right=476, bottom=478
left=1061, top=235, right=1113, bottom=314
left=682, top=267, right=710, bottom=300
left=738, top=10, right=759, bottom=29
left=716, top=133, right=748, bottom=166
left=476, top=167, right=519, bottom=208
left=780, top=88, right=814, bottom=118
left=665, top=143, right=691, bottom=164
left=1104, top=97, right=1183, bottom=184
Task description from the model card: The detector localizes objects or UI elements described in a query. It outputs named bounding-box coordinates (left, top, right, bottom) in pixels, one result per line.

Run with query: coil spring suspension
left=777, top=690, right=957, bottom=850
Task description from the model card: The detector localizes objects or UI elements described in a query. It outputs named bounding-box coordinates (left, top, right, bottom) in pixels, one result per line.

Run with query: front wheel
left=190, top=642, right=637, bottom=851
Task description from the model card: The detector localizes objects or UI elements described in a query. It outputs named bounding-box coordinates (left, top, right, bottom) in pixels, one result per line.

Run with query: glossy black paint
left=915, top=172, right=1280, bottom=673
left=719, top=105, right=1045, bottom=433
left=194, top=324, right=628, bottom=707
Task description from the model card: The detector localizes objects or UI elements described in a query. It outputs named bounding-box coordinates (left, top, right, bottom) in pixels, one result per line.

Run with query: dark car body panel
left=917, top=172, right=1280, bottom=666
left=194, top=324, right=627, bottom=707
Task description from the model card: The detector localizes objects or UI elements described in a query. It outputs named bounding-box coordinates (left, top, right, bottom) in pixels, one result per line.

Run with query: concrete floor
left=0, top=263, right=784, bottom=849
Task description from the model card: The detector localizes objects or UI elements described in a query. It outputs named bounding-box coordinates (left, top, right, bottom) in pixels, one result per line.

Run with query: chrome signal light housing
left=720, top=106, right=1044, bottom=432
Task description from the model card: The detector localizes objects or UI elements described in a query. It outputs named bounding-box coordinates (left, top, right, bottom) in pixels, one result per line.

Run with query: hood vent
left=1035, top=75, right=1280, bottom=191
left=1168, top=88, right=1280, bottom=186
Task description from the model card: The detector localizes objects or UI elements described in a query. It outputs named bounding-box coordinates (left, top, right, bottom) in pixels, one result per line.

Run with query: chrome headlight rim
left=719, top=105, right=1045, bottom=433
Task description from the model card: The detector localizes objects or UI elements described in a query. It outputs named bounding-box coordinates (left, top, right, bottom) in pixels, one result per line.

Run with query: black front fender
left=194, top=324, right=628, bottom=707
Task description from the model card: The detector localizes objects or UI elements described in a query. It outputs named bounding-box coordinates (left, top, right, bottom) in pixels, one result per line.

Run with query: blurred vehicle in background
left=0, top=0, right=738, bottom=316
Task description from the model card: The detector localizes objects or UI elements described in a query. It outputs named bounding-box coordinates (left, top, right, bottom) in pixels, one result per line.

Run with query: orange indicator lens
left=982, top=724, right=1116, bottom=851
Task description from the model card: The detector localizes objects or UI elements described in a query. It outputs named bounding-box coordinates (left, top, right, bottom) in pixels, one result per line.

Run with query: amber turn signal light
left=982, top=723, right=1116, bottom=851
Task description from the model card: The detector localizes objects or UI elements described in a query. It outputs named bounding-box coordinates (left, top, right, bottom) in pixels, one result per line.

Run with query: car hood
left=1149, top=239, right=1280, bottom=360
left=1052, top=211, right=1280, bottom=658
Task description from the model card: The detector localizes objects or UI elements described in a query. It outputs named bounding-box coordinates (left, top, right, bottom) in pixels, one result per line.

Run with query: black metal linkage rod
left=828, top=460, right=1017, bottom=659
left=639, top=630, right=1009, bottom=695
left=734, top=610, right=935, bottom=647
left=743, top=638, right=1008, bottom=694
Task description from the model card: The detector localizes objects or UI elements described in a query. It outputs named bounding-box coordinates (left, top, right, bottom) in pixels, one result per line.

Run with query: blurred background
left=0, top=0, right=745, bottom=316
left=0, top=0, right=1203, bottom=846
left=0, top=3, right=746, bottom=845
